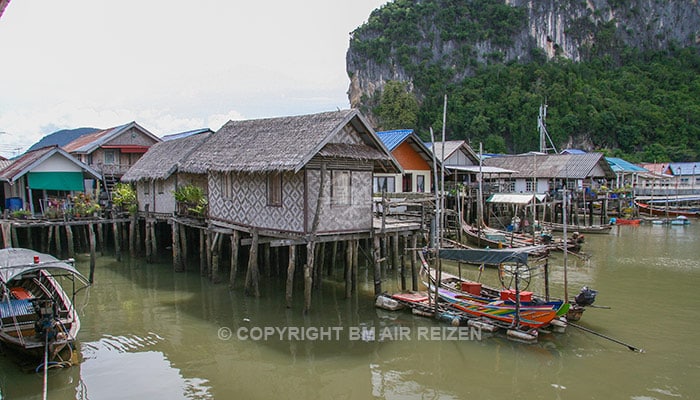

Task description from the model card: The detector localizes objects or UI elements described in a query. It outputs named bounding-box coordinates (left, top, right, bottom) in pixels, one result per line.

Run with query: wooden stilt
left=199, top=229, right=206, bottom=276
left=229, top=230, right=240, bottom=287
left=179, top=223, right=188, bottom=267
left=345, top=240, right=353, bottom=298
left=381, top=236, right=389, bottom=270
left=88, top=223, right=96, bottom=283
left=392, top=232, right=400, bottom=270
left=54, top=225, right=61, bottom=258
left=97, top=222, right=105, bottom=256
left=411, top=234, right=418, bottom=291
left=150, top=221, right=157, bottom=261
left=211, top=232, right=222, bottom=283
left=352, top=239, right=359, bottom=293
left=112, top=210, right=121, bottom=262
left=373, top=235, right=382, bottom=297
left=1, top=222, right=10, bottom=248
left=173, top=220, right=183, bottom=272
left=136, top=217, right=142, bottom=254
left=145, top=221, right=153, bottom=263
left=46, top=224, right=54, bottom=254
left=65, top=225, right=75, bottom=259
left=400, top=235, right=407, bottom=291
left=205, top=230, right=212, bottom=278
left=304, top=242, right=315, bottom=313
left=129, top=212, right=137, bottom=259
left=330, top=241, right=338, bottom=277
left=245, top=230, right=260, bottom=297
left=264, top=243, right=271, bottom=277
left=11, top=224, right=19, bottom=249
left=285, top=244, right=296, bottom=308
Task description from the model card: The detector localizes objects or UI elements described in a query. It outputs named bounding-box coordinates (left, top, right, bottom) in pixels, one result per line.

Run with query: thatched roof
left=180, top=109, right=399, bottom=174
left=483, top=152, right=616, bottom=179
left=121, top=132, right=211, bottom=182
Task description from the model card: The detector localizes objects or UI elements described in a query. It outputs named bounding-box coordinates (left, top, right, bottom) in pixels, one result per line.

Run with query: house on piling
left=62, top=122, right=161, bottom=193
left=179, top=109, right=400, bottom=237
left=0, top=146, right=102, bottom=215
left=374, top=129, right=437, bottom=193
left=178, top=109, right=402, bottom=308
left=121, top=129, right=212, bottom=216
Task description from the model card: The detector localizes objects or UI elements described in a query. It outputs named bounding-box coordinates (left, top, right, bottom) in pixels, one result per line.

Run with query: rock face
left=347, top=0, right=700, bottom=108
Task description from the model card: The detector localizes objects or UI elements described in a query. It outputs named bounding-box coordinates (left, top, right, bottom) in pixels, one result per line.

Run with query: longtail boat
left=0, top=248, right=89, bottom=366
left=541, top=221, right=613, bottom=234
left=636, top=201, right=700, bottom=218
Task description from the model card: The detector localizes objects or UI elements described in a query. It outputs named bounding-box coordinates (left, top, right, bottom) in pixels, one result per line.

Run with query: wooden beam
left=285, top=244, right=296, bottom=308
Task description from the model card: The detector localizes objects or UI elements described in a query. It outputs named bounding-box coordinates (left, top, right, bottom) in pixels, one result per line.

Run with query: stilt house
left=179, top=109, right=400, bottom=238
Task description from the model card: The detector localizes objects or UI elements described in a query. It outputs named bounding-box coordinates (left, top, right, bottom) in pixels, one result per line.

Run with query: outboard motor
left=574, top=286, right=598, bottom=307
left=34, top=299, right=58, bottom=341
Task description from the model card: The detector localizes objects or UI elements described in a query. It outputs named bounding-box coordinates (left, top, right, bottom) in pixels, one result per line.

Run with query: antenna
left=538, top=102, right=558, bottom=154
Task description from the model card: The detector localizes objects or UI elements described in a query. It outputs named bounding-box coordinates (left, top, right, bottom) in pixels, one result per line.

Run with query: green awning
left=27, top=172, right=84, bottom=191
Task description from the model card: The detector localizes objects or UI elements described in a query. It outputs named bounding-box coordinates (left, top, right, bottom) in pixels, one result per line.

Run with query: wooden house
left=483, top=152, right=616, bottom=194
left=375, top=129, right=437, bottom=193
left=426, top=140, right=481, bottom=185
left=179, top=109, right=400, bottom=238
left=121, top=130, right=212, bottom=215
left=62, top=121, right=161, bottom=189
left=0, top=146, right=102, bottom=215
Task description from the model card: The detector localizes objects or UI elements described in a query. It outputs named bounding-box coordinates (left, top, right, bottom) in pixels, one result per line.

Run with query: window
left=267, top=172, right=282, bottom=206
left=373, top=176, right=395, bottom=193
left=332, top=171, right=352, bottom=206
left=526, top=180, right=535, bottom=192
left=144, top=182, right=150, bottom=195
left=103, top=150, right=116, bottom=165
left=157, top=180, right=164, bottom=194
left=402, top=173, right=413, bottom=192
left=222, top=173, right=234, bottom=199
left=416, top=175, right=425, bottom=192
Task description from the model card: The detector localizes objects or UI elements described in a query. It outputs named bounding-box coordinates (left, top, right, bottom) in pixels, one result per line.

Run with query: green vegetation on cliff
left=349, top=0, right=700, bottom=162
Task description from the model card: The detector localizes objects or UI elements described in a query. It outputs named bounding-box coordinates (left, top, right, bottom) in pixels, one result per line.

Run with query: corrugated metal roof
left=162, top=128, right=213, bottom=142
left=668, top=162, right=699, bottom=176
left=486, top=193, right=547, bottom=205
left=0, top=146, right=101, bottom=183
left=483, top=153, right=615, bottom=179
left=376, top=130, right=413, bottom=151
left=606, top=157, right=648, bottom=173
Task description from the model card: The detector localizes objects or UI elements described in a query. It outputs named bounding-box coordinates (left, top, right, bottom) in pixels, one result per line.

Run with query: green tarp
left=27, top=172, right=84, bottom=191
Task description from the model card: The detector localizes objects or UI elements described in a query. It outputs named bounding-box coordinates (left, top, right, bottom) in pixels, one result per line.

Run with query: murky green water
left=1, top=223, right=699, bottom=399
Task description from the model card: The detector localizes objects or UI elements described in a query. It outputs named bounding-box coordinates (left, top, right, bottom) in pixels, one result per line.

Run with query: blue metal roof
left=162, top=128, right=213, bottom=141
left=606, top=157, right=648, bottom=173
left=560, top=149, right=586, bottom=155
left=376, top=129, right=413, bottom=151
left=668, top=162, right=699, bottom=175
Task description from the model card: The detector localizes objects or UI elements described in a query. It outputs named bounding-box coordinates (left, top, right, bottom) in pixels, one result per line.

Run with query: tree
left=376, top=81, right=419, bottom=130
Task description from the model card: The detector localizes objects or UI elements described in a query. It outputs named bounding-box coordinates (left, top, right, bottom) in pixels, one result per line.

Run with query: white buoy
left=375, top=295, right=404, bottom=311
left=467, top=319, right=499, bottom=333
left=549, top=317, right=567, bottom=333
left=507, top=329, right=538, bottom=343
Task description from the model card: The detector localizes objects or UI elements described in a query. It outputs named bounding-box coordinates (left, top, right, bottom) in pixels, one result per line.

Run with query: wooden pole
left=345, top=240, right=353, bottom=298
left=410, top=234, right=418, bottom=291
left=112, top=210, right=121, bottom=262
left=245, top=229, right=260, bottom=297
left=88, top=223, right=96, bottom=283
left=285, top=244, right=296, bottom=308
left=172, top=220, right=183, bottom=272
left=11, top=224, right=19, bottom=249
left=229, top=230, right=240, bottom=287
left=97, top=221, right=105, bottom=256
left=145, top=221, right=153, bottom=263
left=373, top=234, right=382, bottom=297
left=392, top=232, right=399, bottom=270
left=304, top=242, right=315, bottom=312
left=1, top=222, right=10, bottom=248
left=179, top=223, right=188, bottom=266
left=46, top=224, right=54, bottom=254
left=205, top=230, right=212, bottom=278
left=199, top=229, right=206, bottom=276
left=400, top=235, right=407, bottom=291
left=150, top=220, right=157, bottom=261
left=330, top=241, right=337, bottom=277
left=352, top=239, right=359, bottom=293
left=129, top=212, right=137, bottom=259
left=211, top=232, right=222, bottom=283
left=54, top=225, right=61, bottom=258
left=65, top=225, right=75, bottom=259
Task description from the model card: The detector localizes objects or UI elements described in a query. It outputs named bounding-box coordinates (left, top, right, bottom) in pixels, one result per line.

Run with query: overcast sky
left=0, top=0, right=387, bottom=158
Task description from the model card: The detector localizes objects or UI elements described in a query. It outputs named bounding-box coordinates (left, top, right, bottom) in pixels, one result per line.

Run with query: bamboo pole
left=229, top=230, right=240, bottom=287
left=285, top=244, right=296, bottom=308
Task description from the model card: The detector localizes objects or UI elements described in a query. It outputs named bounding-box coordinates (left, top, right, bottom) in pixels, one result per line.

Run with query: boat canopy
left=0, top=248, right=89, bottom=285
left=486, top=193, right=547, bottom=205
left=439, top=247, right=540, bottom=266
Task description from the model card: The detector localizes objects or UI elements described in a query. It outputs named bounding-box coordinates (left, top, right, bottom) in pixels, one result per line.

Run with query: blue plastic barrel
left=5, top=197, right=23, bottom=211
